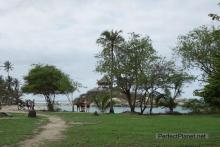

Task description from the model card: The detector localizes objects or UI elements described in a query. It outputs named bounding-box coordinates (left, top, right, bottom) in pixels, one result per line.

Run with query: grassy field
left=0, top=113, right=47, bottom=146
left=41, top=113, right=220, bottom=147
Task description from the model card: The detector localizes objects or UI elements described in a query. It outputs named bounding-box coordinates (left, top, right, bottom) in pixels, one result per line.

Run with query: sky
left=0, top=0, right=219, bottom=101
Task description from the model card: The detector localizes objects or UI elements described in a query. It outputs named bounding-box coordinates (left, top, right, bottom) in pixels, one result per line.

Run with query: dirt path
left=1, top=105, right=68, bottom=147
left=19, top=114, right=67, bottom=147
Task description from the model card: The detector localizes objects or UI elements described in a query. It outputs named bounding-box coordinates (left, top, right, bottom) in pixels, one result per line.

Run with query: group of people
left=17, top=99, right=35, bottom=111
left=26, top=99, right=35, bottom=110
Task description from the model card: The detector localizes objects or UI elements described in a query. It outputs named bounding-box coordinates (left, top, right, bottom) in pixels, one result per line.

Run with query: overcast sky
left=0, top=0, right=219, bottom=101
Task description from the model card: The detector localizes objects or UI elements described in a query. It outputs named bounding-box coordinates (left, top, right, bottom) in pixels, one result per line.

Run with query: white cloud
left=0, top=0, right=219, bottom=99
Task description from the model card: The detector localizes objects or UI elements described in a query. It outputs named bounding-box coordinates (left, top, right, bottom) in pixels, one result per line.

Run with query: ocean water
left=34, top=102, right=191, bottom=114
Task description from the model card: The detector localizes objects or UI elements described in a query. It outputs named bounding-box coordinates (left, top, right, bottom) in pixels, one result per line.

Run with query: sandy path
left=19, top=114, right=67, bottom=147
left=0, top=105, right=67, bottom=147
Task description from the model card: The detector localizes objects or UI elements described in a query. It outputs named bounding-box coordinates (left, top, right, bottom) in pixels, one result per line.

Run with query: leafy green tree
left=139, top=59, right=174, bottom=114
left=174, top=26, right=220, bottom=81
left=96, top=30, right=124, bottom=113
left=0, top=76, right=7, bottom=109
left=182, top=98, right=209, bottom=113
left=113, top=33, right=156, bottom=112
left=156, top=71, right=194, bottom=113
left=22, top=64, right=74, bottom=111
left=0, top=61, right=22, bottom=106
left=197, top=55, right=220, bottom=109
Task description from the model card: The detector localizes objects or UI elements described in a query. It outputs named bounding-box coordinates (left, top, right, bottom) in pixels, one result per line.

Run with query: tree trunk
left=45, top=95, right=54, bottom=111
left=130, top=105, right=135, bottom=112
left=47, top=101, right=54, bottom=111
left=125, top=91, right=134, bottom=112
left=109, top=87, right=114, bottom=113
left=169, top=107, right=174, bottom=113
left=109, top=44, right=114, bottom=114
left=109, top=86, right=114, bottom=113
left=140, top=105, right=147, bottom=115
left=149, top=97, right=153, bottom=115
left=72, top=104, right=74, bottom=112
left=140, top=109, right=145, bottom=115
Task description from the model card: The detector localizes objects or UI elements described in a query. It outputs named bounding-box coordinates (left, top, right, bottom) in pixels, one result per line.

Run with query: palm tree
left=3, top=61, right=13, bottom=77
left=156, top=88, right=177, bottom=113
left=92, top=91, right=112, bottom=113
left=3, top=61, right=13, bottom=91
left=96, top=30, right=124, bottom=113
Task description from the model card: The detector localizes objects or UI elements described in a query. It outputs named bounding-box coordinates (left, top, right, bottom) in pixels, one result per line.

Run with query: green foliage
left=182, top=98, right=209, bottom=113
left=156, top=69, right=194, bottom=112
left=22, top=64, right=75, bottom=111
left=92, top=91, right=111, bottom=113
left=96, top=30, right=124, bottom=113
left=3, top=61, right=13, bottom=77
left=197, top=55, right=220, bottom=108
left=208, top=3, right=220, bottom=21
left=96, top=30, right=193, bottom=114
left=166, top=69, right=194, bottom=97
left=174, top=26, right=220, bottom=80
left=139, top=58, right=174, bottom=114
left=97, top=32, right=156, bottom=112
left=0, top=61, right=22, bottom=106
left=156, top=88, right=177, bottom=112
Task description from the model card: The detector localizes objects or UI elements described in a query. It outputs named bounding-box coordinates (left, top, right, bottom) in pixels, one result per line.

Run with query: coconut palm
left=3, top=61, right=13, bottom=92
left=96, top=30, right=124, bottom=113
left=3, top=61, right=13, bottom=77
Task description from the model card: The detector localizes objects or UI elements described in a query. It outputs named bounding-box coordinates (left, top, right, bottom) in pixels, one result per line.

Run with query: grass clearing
left=0, top=113, right=48, bottom=146
left=41, top=113, right=220, bottom=147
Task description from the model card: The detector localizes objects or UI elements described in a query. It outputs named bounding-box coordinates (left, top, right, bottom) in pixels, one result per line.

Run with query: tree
left=156, top=88, right=177, bottom=113
left=96, top=30, right=124, bottom=113
left=197, top=55, right=220, bottom=109
left=0, top=76, right=7, bottom=109
left=156, top=70, right=194, bottom=113
left=3, top=61, right=13, bottom=91
left=22, top=64, right=74, bottom=111
left=92, top=91, right=111, bottom=113
left=174, top=26, right=220, bottom=81
left=138, top=59, right=174, bottom=114
left=113, top=33, right=156, bottom=112
left=209, top=3, right=220, bottom=21
left=182, top=98, right=209, bottom=113
left=64, top=81, right=81, bottom=112
left=12, top=78, right=23, bottom=109
left=3, top=61, right=13, bottom=77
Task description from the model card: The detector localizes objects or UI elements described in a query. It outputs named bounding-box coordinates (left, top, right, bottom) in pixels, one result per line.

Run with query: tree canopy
left=174, top=26, right=220, bottom=81
left=22, top=64, right=75, bottom=111
left=197, top=55, right=220, bottom=109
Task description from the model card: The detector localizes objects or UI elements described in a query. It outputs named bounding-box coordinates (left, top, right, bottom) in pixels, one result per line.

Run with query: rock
left=28, top=110, right=37, bottom=118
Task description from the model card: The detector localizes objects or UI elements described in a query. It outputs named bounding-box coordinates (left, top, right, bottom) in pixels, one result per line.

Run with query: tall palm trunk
left=109, top=44, right=114, bottom=114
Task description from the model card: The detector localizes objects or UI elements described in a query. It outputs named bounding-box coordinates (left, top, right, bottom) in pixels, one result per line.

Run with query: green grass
left=41, top=113, right=220, bottom=147
left=0, top=113, right=47, bottom=147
